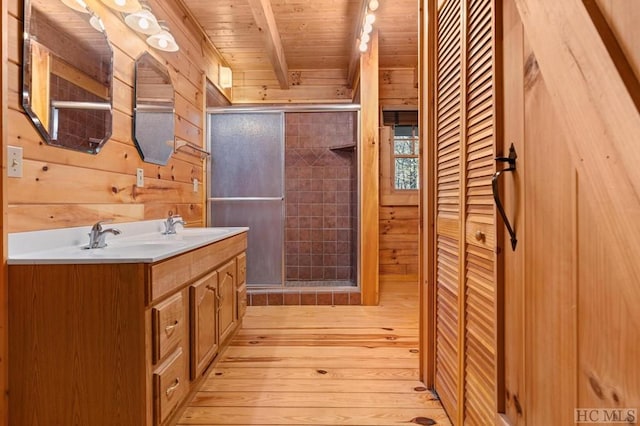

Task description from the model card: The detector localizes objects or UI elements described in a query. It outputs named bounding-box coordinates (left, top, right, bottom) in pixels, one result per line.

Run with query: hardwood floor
left=177, top=282, right=451, bottom=425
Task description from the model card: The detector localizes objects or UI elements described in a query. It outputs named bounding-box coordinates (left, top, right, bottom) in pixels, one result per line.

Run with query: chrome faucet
left=86, top=220, right=121, bottom=249
left=163, top=212, right=186, bottom=235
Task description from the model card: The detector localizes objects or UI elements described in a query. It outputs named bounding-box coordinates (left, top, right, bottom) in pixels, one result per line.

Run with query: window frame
left=379, top=107, right=420, bottom=206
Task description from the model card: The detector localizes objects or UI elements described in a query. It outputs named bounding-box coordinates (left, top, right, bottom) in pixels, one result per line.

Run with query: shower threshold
left=285, top=280, right=356, bottom=287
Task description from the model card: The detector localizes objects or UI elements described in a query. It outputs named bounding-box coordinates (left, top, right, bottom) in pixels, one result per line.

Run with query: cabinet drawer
left=152, top=292, right=185, bottom=364
left=153, top=347, right=188, bottom=425
left=237, top=283, right=247, bottom=320
left=237, top=252, right=246, bottom=286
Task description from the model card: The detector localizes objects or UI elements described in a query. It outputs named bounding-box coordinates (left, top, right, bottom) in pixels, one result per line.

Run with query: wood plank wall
left=233, top=69, right=354, bottom=104
left=0, top=0, right=8, bottom=421
left=5, top=0, right=229, bottom=233
left=379, top=67, right=419, bottom=282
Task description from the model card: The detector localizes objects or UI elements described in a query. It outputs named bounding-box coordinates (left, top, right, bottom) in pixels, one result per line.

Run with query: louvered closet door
left=463, top=0, right=498, bottom=424
left=435, top=0, right=462, bottom=421
left=434, top=0, right=498, bottom=424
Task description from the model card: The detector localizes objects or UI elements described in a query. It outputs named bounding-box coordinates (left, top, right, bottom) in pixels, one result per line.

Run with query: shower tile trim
left=247, top=288, right=361, bottom=306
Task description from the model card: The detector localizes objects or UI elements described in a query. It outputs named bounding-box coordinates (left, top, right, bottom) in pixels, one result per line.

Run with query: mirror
left=22, top=0, right=113, bottom=154
left=134, top=52, right=175, bottom=165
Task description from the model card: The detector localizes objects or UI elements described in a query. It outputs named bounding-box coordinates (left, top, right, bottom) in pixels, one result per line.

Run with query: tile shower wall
left=285, top=112, right=357, bottom=284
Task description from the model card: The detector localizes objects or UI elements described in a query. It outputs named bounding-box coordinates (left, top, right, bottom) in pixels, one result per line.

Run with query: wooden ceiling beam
left=247, top=0, right=290, bottom=89
left=347, top=0, right=369, bottom=89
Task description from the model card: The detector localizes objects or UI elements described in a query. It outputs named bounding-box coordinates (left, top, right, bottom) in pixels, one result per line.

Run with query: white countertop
left=8, top=220, right=249, bottom=265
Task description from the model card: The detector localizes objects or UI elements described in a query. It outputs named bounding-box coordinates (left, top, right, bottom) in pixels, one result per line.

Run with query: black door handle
left=492, top=143, right=518, bottom=251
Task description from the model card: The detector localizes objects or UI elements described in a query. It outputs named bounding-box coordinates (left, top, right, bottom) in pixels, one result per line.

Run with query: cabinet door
left=189, top=270, right=218, bottom=379
left=217, top=259, right=237, bottom=343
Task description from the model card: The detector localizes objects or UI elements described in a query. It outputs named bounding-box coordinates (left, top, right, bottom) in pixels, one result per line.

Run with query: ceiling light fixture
left=60, top=0, right=89, bottom=13
left=124, top=6, right=161, bottom=34
left=89, top=15, right=106, bottom=32
left=358, top=0, right=380, bottom=53
left=365, top=13, right=376, bottom=25
left=100, top=0, right=142, bottom=13
left=147, top=27, right=179, bottom=52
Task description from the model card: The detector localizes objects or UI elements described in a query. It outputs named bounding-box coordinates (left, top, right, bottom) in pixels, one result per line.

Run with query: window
left=380, top=109, right=420, bottom=206
left=392, top=125, right=419, bottom=190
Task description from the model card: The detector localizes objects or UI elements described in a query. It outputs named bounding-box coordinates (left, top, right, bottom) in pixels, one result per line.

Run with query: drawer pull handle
left=206, top=285, right=216, bottom=292
left=165, top=378, right=180, bottom=397
left=165, top=320, right=179, bottom=334
left=475, top=231, right=486, bottom=242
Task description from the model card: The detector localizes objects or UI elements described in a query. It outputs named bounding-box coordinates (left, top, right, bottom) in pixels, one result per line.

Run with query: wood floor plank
left=217, top=356, right=418, bottom=369
left=234, top=328, right=418, bottom=347
left=222, top=346, right=419, bottom=359
left=176, top=282, right=451, bottom=425
left=177, top=406, right=451, bottom=425
left=189, top=391, right=441, bottom=408
left=199, top=378, right=428, bottom=393
left=208, top=367, right=420, bottom=380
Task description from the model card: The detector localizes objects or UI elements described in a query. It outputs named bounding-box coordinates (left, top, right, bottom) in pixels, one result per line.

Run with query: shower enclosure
left=208, top=107, right=359, bottom=291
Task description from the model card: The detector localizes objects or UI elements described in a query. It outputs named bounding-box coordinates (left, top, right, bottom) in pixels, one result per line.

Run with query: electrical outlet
left=8, top=146, right=23, bottom=178
left=136, top=168, right=144, bottom=187
left=193, top=178, right=199, bottom=193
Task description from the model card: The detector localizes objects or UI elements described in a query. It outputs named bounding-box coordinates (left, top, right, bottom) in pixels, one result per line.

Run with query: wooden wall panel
left=379, top=68, right=419, bottom=107
left=378, top=67, right=419, bottom=282
left=5, top=0, right=226, bottom=232
left=499, top=0, right=640, bottom=424
left=379, top=206, right=419, bottom=280
left=1, top=0, right=8, bottom=422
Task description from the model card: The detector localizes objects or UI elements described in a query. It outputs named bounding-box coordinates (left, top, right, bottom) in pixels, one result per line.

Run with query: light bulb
left=115, top=0, right=125, bottom=5
left=158, top=38, right=168, bottom=49
left=364, top=22, right=373, bottom=34
left=359, top=42, right=368, bottom=52
left=361, top=33, right=370, bottom=43
left=138, top=17, right=149, bottom=30
left=365, top=13, right=376, bottom=25
left=369, top=0, right=379, bottom=11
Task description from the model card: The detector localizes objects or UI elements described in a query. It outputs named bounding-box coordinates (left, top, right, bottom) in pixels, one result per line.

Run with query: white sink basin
left=8, top=222, right=249, bottom=265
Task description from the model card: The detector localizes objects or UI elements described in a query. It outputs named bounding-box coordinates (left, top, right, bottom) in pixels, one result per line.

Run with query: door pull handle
left=492, top=143, right=518, bottom=251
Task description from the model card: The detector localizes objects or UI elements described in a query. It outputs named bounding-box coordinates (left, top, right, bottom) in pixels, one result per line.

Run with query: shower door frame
left=206, top=104, right=362, bottom=290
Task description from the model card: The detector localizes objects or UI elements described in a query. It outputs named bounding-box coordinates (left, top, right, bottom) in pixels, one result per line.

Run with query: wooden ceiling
left=179, top=0, right=418, bottom=94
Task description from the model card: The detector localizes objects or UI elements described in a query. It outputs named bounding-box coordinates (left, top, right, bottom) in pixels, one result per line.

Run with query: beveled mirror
left=133, top=52, right=175, bottom=165
left=22, top=0, right=113, bottom=154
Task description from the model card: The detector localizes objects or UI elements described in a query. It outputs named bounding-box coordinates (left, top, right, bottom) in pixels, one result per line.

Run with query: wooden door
left=189, top=270, right=219, bottom=379
left=432, top=0, right=499, bottom=423
left=500, top=0, right=640, bottom=424
left=217, top=259, right=237, bottom=344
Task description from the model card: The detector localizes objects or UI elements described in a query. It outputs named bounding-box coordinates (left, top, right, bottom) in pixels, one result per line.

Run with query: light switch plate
left=8, top=146, right=23, bottom=178
left=136, top=168, right=144, bottom=187
left=193, top=178, right=199, bottom=193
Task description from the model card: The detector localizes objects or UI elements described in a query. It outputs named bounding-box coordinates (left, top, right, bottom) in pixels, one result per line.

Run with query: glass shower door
left=208, top=112, right=284, bottom=287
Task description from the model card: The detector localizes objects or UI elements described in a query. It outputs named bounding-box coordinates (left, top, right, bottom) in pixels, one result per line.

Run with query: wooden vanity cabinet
left=8, top=232, right=247, bottom=426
